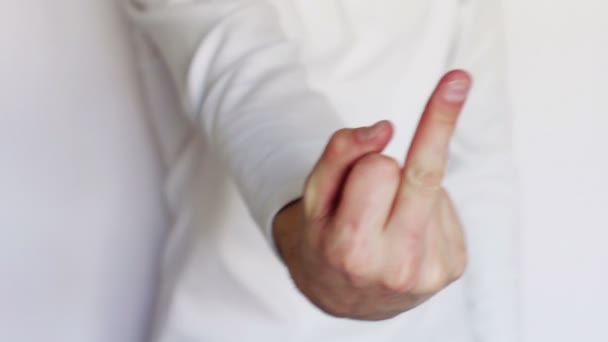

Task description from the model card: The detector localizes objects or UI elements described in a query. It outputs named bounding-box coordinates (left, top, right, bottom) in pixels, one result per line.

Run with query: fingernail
left=441, top=79, right=470, bottom=103
left=356, top=121, right=385, bottom=142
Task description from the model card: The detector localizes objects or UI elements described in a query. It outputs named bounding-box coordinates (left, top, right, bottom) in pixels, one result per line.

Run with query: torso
left=141, top=1, right=474, bottom=341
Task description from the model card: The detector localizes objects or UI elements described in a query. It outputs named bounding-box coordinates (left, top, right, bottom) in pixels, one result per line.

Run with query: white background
left=506, top=1, right=608, bottom=341
left=0, top=0, right=606, bottom=341
left=0, top=1, right=167, bottom=341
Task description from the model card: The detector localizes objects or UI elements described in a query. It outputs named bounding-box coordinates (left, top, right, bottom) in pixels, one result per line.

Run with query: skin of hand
left=272, top=70, right=472, bottom=321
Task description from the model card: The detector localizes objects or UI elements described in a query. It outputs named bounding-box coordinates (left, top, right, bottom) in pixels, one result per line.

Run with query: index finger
left=390, top=70, right=472, bottom=230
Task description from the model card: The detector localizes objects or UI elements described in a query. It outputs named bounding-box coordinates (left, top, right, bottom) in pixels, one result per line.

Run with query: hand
left=273, top=70, right=471, bottom=320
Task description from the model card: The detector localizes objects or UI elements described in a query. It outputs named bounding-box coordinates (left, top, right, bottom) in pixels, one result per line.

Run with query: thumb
left=304, top=120, right=393, bottom=219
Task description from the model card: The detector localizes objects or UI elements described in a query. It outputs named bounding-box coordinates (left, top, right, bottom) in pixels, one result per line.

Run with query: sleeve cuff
left=247, top=140, right=328, bottom=258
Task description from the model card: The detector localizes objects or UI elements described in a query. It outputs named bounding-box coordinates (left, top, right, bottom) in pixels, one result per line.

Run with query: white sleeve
left=445, top=1, right=521, bottom=341
left=125, top=0, right=343, bottom=246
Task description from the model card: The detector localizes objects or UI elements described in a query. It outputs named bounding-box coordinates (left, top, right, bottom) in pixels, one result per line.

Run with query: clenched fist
left=273, top=70, right=471, bottom=320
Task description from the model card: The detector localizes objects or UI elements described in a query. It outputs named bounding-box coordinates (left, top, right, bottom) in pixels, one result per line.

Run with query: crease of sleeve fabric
left=445, top=0, right=521, bottom=341
left=125, top=0, right=344, bottom=252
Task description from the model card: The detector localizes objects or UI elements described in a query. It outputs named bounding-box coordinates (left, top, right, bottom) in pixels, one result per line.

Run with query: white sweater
left=127, top=0, right=520, bottom=341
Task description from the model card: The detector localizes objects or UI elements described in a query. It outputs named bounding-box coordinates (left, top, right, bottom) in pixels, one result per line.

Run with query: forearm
left=127, top=0, right=343, bottom=244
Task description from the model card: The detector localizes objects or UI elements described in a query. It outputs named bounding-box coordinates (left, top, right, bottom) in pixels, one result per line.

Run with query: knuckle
left=433, top=108, right=458, bottom=126
left=342, top=239, right=374, bottom=280
left=352, top=154, right=381, bottom=172
left=326, top=129, right=352, bottom=157
left=380, top=233, right=423, bottom=293
left=322, top=224, right=377, bottom=281
left=322, top=224, right=357, bottom=271
left=405, top=165, right=444, bottom=191
left=355, top=153, right=398, bottom=171
left=383, top=267, right=416, bottom=293
left=452, top=263, right=467, bottom=281
left=302, top=180, right=318, bottom=217
left=422, top=263, right=450, bottom=293
left=322, top=244, right=345, bottom=271
left=452, top=246, right=468, bottom=280
left=350, top=154, right=400, bottom=184
left=303, top=173, right=316, bottom=196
